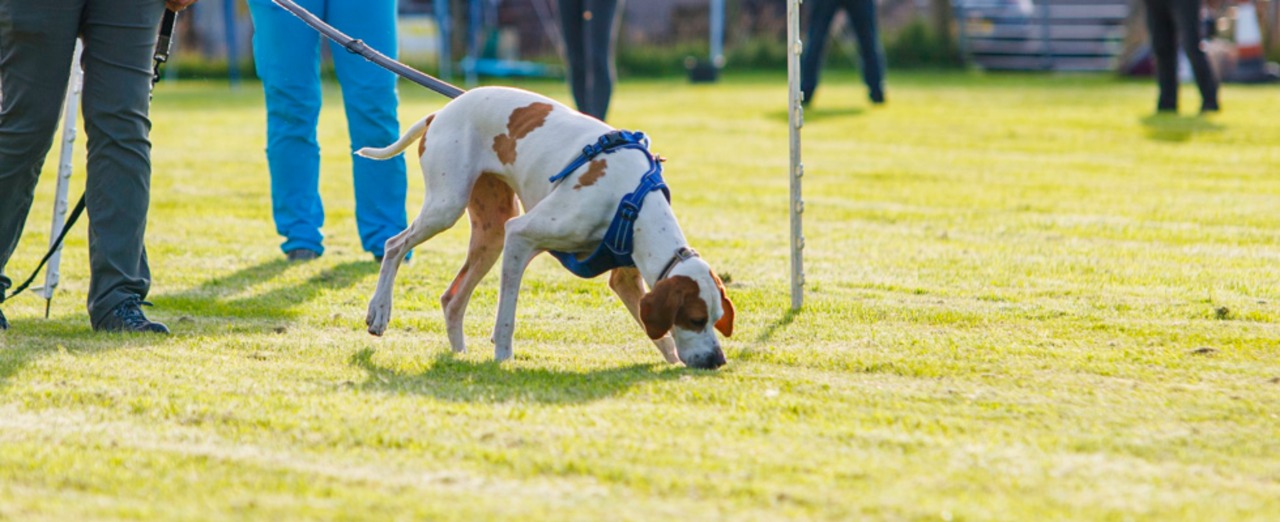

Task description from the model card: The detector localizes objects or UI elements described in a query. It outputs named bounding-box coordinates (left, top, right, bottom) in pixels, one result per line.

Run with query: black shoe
left=0, top=308, right=8, bottom=331
left=286, top=249, right=320, bottom=262
left=1201, top=100, right=1220, bottom=113
left=870, top=90, right=885, bottom=105
left=93, top=296, right=170, bottom=334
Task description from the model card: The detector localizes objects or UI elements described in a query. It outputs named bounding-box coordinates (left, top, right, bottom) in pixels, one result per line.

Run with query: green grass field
left=2, top=71, right=1278, bottom=521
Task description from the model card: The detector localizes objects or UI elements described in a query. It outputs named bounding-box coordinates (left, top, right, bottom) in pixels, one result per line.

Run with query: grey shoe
left=93, top=296, right=170, bottom=334
left=286, top=249, right=320, bottom=262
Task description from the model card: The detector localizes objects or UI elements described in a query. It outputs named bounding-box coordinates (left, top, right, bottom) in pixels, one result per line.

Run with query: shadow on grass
left=155, top=259, right=377, bottom=323
left=726, top=307, right=804, bottom=363
left=0, top=320, right=166, bottom=388
left=754, top=307, right=802, bottom=345
left=767, top=106, right=866, bottom=124
left=1140, top=113, right=1224, bottom=142
left=349, top=348, right=708, bottom=404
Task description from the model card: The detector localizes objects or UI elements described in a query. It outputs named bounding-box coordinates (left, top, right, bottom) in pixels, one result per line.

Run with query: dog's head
left=639, top=258, right=735, bottom=369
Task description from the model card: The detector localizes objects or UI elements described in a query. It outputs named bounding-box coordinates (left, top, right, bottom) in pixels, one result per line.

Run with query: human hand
left=165, top=0, right=198, bottom=12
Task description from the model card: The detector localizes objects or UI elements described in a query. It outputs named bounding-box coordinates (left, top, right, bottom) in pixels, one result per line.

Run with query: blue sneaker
left=93, top=296, right=169, bottom=334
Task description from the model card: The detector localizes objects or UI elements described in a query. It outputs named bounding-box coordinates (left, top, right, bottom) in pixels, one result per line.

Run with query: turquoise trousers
left=247, top=0, right=407, bottom=257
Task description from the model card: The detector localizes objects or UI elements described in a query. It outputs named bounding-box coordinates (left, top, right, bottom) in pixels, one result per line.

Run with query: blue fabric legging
left=247, top=0, right=407, bottom=257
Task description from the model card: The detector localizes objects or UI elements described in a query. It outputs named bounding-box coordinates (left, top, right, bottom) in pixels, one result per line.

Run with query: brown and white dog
left=357, top=86, right=734, bottom=369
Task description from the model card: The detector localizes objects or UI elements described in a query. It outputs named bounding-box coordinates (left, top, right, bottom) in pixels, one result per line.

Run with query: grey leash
left=271, top=0, right=465, bottom=99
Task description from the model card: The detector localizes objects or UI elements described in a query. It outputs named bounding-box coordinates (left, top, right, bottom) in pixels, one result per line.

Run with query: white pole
left=787, top=0, right=805, bottom=311
left=38, top=38, right=84, bottom=316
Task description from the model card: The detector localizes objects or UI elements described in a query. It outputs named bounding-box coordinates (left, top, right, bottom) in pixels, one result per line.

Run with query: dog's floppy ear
left=710, top=270, right=735, bottom=337
left=640, top=277, right=691, bottom=340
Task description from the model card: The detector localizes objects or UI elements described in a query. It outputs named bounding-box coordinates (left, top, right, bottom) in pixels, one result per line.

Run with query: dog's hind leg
left=609, top=268, right=680, bottom=363
left=440, top=174, right=518, bottom=353
left=366, top=173, right=475, bottom=337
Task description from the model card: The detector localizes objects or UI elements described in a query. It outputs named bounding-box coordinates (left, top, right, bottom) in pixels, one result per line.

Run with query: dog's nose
left=688, top=349, right=726, bottom=370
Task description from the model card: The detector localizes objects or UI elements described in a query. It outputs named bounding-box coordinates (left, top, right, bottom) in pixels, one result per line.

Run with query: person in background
left=0, top=0, right=199, bottom=334
left=557, top=0, right=623, bottom=121
left=1142, top=0, right=1220, bottom=113
left=246, top=0, right=409, bottom=263
left=800, top=0, right=887, bottom=106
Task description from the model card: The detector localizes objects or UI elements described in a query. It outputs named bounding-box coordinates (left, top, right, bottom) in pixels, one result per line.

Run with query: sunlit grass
left=1, top=71, right=1278, bottom=521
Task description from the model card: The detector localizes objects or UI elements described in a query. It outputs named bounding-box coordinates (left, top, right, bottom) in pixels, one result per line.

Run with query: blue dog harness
left=546, top=130, right=671, bottom=279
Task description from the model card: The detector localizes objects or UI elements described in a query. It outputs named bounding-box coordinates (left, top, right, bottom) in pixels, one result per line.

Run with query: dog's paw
left=366, top=303, right=390, bottom=336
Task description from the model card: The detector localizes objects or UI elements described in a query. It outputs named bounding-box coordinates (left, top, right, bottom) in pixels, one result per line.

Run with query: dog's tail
left=355, top=114, right=434, bottom=160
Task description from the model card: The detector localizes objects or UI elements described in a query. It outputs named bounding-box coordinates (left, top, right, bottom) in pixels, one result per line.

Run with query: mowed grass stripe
left=1, top=71, right=1277, bottom=521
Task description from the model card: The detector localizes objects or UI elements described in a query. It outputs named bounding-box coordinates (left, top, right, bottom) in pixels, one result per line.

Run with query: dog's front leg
left=609, top=268, right=680, bottom=364
left=491, top=216, right=542, bottom=361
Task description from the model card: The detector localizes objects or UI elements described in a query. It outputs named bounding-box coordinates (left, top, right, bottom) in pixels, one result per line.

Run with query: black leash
left=3, top=9, right=177, bottom=305
left=271, top=0, right=465, bottom=99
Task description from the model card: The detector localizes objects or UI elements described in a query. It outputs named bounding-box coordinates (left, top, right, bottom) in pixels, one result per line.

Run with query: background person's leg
left=329, top=0, right=407, bottom=258
left=1143, top=0, right=1179, bottom=111
left=557, top=0, right=589, bottom=114
left=847, top=0, right=885, bottom=103
left=1170, top=0, right=1219, bottom=110
left=247, top=0, right=326, bottom=256
left=0, top=0, right=82, bottom=301
left=800, top=0, right=839, bottom=104
left=79, top=0, right=165, bottom=325
left=581, top=0, right=620, bottom=120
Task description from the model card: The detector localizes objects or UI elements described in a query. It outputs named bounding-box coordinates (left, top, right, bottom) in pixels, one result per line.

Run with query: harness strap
left=549, top=130, right=652, bottom=184
left=548, top=130, right=672, bottom=279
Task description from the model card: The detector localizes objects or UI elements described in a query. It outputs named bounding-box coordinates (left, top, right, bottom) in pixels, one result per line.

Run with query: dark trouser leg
left=1144, top=0, right=1180, bottom=111
left=846, top=0, right=885, bottom=102
left=79, top=0, right=165, bottom=326
left=800, top=0, right=839, bottom=104
left=581, top=0, right=619, bottom=121
left=1171, top=0, right=1218, bottom=110
left=557, top=0, right=589, bottom=115
left=0, top=0, right=83, bottom=302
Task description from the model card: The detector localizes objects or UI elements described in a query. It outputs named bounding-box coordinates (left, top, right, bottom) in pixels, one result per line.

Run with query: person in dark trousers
left=801, top=0, right=886, bottom=106
left=0, top=0, right=197, bottom=333
left=557, top=0, right=622, bottom=121
left=1142, top=0, right=1219, bottom=112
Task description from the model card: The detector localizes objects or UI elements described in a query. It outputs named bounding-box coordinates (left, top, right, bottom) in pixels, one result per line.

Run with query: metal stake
left=787, top=0, right=805, bottom=311
left=38, top=38, right=85, bottom=317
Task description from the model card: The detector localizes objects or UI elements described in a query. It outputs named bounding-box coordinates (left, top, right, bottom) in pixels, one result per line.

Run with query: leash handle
left=271, top=0, right=465, bottom=99
left=153, top=9, right=178, bottom=87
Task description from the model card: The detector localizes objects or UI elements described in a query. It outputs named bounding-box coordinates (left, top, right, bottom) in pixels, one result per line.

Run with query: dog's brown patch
left=492, top=102, right=553, bottom=165
left=639, top=276, right=709, bottom=340
left=416, top=114, right=437, bottom=157
left=573, top=159, right=607, bottom=190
